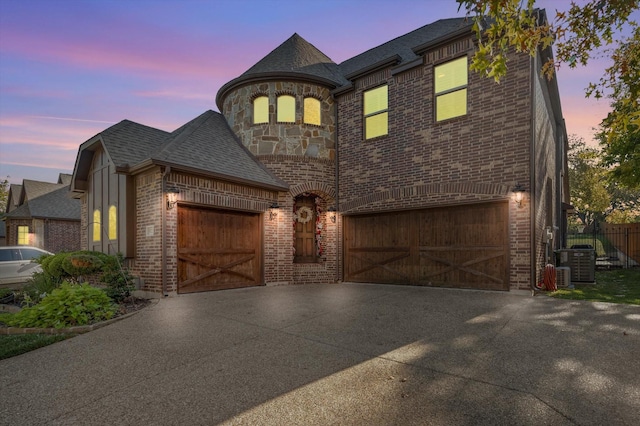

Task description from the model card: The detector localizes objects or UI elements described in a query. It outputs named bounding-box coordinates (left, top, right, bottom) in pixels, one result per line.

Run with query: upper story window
left=253, top=96, right=269, bottom=124
left=17, top=226, right=29, bottom=245
left=303, top=97, right=321, bottom=125
left=92, top=209, right=101, bottom=242
left=364, top=85, right=388, bottom=139
left=277, top=95, right=295, bottom=123
left=435, top=56, right=468, bottom=122
left=108, top=205, right=117, bottom=240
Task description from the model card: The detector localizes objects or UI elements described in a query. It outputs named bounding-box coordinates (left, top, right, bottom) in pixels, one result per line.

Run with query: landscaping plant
left=0, top=282, right=116, bottom=329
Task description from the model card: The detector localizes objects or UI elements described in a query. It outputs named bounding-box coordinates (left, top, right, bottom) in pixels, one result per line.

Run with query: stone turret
left=216, top=33, right=346, bottom=160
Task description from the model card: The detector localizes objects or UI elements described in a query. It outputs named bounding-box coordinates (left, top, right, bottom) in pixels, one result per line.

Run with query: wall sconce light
left=166, top=187, right=180, bottom=210
left=269, top=202, right=280, bottom=220
left=513, top=183, right=525, bottom=208
left=328, top=206, right=337, bottom=223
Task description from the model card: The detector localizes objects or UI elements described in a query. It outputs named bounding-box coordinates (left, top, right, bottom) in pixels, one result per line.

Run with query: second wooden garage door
left=344, top=202, right=509, bottom=290
left=177, top=206, right=262, bottom=293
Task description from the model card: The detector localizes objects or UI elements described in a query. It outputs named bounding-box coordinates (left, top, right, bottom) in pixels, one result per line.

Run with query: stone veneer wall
left=221, top=81, right=336, bottom=160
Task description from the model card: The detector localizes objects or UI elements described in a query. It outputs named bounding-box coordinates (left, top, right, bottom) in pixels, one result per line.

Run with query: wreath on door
left=294, top=206, right=314, bottom=224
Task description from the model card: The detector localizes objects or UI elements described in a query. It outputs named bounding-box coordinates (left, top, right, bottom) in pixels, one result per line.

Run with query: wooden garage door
left=177, top=206, right=262, bottom=293
left=344, top=202, right=508, bottom=290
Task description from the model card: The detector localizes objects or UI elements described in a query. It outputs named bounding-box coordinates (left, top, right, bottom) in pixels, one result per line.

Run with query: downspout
left=529, top=55, right=537, bottom=290
left=161, top=166, right=171, bottom=297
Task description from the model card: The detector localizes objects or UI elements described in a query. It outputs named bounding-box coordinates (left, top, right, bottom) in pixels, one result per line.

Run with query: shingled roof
left=98, top=120, right=170, bottom=168
left=216, top=33, right=347, bottom=108
left=216, top=18, right=473, bottom=106
left=338, top=18, right=471, bottom=78
left=5, top=181, right=79, bottom=221
left=73, top=111, right=287, bottom=192
left=153, top=110, right=288, bottom=190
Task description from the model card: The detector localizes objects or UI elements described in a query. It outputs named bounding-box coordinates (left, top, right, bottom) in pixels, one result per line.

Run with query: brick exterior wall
left=258, top=156, right=338, bottom=285
left=134, top=170, right=281, bottom=294
left=532, top=56, right=563, bottom=286
left=5, top=218, right=79, bottom=253
left=336, top=37, right=534, bottom=290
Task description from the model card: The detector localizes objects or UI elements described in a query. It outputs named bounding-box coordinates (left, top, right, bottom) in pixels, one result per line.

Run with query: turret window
left=304, top=97, right=321, bottom=125
left=253, top=96, right=269, bottom=124
left=277, top=95, right=296, bottom=123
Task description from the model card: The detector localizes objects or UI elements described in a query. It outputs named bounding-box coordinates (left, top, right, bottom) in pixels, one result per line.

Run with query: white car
left=0, top=246, right=52, bottom=287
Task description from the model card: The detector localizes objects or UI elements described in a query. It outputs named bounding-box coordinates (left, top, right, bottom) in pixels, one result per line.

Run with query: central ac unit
left=556, top=249, right=596, bottom=283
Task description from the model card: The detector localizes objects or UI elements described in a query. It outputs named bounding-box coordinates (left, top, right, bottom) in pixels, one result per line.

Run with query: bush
left=0, top=282, right=116, bottom=329
left=62, top=253, right=104, bottom=277
left=100, top=253, right=135, bottom=303
left=42, top=252, right=71, bottom=280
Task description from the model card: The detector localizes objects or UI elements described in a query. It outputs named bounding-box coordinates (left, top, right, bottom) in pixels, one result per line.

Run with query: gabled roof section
left=153, top=110, right=288, bottom=191
left=6, top=184, right=22, bottom=212
left=216, top=33, right=347, bottom=108
left=58, top=173, right=72, bottom=185
left=72, top=111, right=288, bottom=193
left=20, top=180, right=62, bottom=205
left=71, top=120, right=170, bottom=194
left=338, top=18, right=471, bottom=79
left=97, top=120, right=170, bottom=169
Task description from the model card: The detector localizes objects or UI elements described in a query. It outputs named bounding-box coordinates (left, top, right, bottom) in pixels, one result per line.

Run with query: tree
left=0, top=176, right=9, bottom=214
left=457, top=0, right=640, bottom=187
left=568, top=135, right=640, bottom=227
left=568, top=136, right=610, bottom=228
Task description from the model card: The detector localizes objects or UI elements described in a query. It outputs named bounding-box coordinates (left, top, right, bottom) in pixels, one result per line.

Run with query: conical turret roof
left=216, top=33, right=347, bottom=108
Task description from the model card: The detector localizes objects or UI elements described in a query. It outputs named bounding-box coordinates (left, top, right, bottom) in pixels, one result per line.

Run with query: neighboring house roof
left=4, top=200, right=31, bottom=219
left=25, top=186, right=80, bottom=220
left=19, top=180, right=64, bottom=205
left=6, top=184, right=21, bottom=212
left=216, top=33, right=348, bottom=108
left=58, top=173, right=72, bottom=185
left=338, top=18, right=471, bottom=78
left=5, top=183, right=79, bottom=221
left=72, top=111, right=288, bottom=193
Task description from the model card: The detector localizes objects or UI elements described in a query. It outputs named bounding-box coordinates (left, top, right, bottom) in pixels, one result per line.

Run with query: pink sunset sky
left=0, top=0, right=633, bottom=185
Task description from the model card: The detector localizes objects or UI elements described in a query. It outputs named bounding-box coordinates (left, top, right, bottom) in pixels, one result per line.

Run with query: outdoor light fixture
left=328, top=206, right=337, bottom=223
left=166, top=187, right=180, bottom=210
left=513, top=183, right=525, bottom=208
left=269, top=202, right=280, bottom=220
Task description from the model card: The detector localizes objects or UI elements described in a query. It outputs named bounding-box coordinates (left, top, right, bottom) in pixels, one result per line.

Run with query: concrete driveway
left=1, top=283, right=639, bottom=425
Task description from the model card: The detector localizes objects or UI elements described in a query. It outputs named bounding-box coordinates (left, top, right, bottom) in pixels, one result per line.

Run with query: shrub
left=62, top=253, right=104, bottom=277
left=100, top=253, right=135, bottom=303
left=43, top=252, right=71, bottom=280
left=0, top=282, right=116, bottom=329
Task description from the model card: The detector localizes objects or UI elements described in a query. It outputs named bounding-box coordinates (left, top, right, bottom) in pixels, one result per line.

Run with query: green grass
left=0, top=334, right=72, bottom=360
left=551, top=269, right=640, bottom=305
